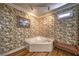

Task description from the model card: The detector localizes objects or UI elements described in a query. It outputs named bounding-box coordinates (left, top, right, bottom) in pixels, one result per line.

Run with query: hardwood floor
left=7, top=48, right=74, bottom=56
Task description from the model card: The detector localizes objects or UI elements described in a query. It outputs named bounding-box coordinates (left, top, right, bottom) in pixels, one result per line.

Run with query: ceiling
left=13, top=3, right=67, bottom=16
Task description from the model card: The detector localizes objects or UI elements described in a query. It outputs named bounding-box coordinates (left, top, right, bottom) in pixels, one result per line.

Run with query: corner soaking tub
left=25, top=36, right=53, bottom=52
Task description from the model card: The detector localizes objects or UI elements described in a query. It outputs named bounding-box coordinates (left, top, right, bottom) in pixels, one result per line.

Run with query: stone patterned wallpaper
left=39, top=14, right=55, bottom=38
left=0, top=4, right=39, bottom=54
left=1, top=3, right=78, bottom=55
left=54, top=5, right=79, bottom=45
left=0, top=4, right=55, bottom=54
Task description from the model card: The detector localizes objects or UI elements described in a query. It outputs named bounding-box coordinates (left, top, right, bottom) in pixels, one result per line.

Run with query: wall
left=54, top=4, right=79, bottom=45
left=39, top=14, right=55, bottom=38
left=0, top=4, right=39, bottom=54
left=0, top=4, right=55, bottom=54
left=1, top=3, right=78, bottom=55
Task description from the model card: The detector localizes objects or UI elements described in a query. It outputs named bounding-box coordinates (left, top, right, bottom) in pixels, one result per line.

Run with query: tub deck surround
left=25, top=36, right=54, bottom=52
left=25, top=36, right=54, bottom=44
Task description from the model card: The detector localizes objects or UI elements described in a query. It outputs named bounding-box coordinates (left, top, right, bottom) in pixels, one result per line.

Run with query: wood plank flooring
left=7, top=48, right=74, bottom=56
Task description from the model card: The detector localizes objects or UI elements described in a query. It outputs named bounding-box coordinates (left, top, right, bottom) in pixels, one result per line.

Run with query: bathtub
left=25, top=36, right=53, bottom=52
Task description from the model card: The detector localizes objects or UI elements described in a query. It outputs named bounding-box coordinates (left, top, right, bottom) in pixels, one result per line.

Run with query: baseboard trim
left=1, top=46, right=25, bottom=56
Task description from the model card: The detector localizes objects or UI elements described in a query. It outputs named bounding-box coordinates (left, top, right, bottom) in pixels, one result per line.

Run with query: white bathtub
left=25, top=36, right=53, bottom=52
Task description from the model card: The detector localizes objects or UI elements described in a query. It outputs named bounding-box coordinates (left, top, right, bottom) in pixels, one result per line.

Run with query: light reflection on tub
left=25, top=36, right=53, bottom=44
